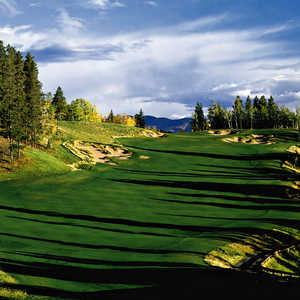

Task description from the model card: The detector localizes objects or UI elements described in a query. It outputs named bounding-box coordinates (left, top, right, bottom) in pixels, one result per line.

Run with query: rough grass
left=58, top=121, right=149, bottom=144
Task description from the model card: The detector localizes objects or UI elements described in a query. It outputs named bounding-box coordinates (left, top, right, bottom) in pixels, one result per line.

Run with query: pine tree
left=52, top=86, right=67, bottom=121
left=107, top=110, right=114, bottom=123
left=13, top=51, right=26, bottom=157
left=253, top=96, right=259, bottom=128
left=191, top=102, right=206, bottom=131
left=267, top=96, right=279, bottom=128
left=232, top=96, right=244, bottom=129
left=245, top=96, right=254, bottom=129
left=24, top=52, right=42, bottom=145
left=1, top=45, right=17, bottom=164
left=134, top=109, right=145, bottom=128
left=0, top=40, right=6, bottom=123
left=257, top=96, right=268, bottom=129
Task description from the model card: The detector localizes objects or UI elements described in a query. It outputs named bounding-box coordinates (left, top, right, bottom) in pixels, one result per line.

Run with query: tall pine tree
left=135, top=109, right=145, bottom=128
left=24, top=52, right=42, bottom=145
left=232, top=96, right=244, bottom=129
left=191, top=102, right=206, bottom=131
left=52, top=86, right=67, bottom=121
left=267, top=96, right=279, bottom=128
left=1, top=45, right=17, bottom=163
left=245, top=96, right=254, bottom=129
left=13, top=51, right=26, bottom=157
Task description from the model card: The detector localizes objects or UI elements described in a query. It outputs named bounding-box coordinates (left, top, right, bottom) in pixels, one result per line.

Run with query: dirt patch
left=223, top=135, right=275, bottom=145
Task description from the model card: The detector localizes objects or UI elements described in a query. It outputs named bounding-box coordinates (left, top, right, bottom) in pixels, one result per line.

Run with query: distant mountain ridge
left=145, top=116, right=192, bottom=133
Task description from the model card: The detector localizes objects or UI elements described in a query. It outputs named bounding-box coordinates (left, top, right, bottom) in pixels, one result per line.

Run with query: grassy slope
left=0, top=122, right=149, bottom=181
left=0, top=128, right=299, bottom=298
left=58, top=121, right=149, bottom=144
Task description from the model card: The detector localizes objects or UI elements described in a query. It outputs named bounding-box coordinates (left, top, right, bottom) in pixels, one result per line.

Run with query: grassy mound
left=205, top=228, right=300, bottom=277
left=0, top=121, right=162, bottom=179
left=262, top=245, right=300, bottom=277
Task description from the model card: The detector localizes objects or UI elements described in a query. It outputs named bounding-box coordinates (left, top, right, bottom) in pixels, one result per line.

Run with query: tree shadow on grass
left=0, top=262, right=299, bottom=299
left=7, top=216, right=176, bottom=238
left=151, top=197, right=300, bottom=213
left=111, top=178, right=295, bottom=199
left=168, top=191, right=299, bottom=206
left=124, top=144, right=289, bottom=161
left=117, top=168, right=286, bottom=181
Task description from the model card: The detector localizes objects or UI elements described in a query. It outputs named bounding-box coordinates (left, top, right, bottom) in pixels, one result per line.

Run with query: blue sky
left=0, top=0, right=299, bottom=118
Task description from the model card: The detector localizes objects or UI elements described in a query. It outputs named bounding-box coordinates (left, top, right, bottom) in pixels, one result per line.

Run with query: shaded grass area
left=0, top=129, right=299, bottom=298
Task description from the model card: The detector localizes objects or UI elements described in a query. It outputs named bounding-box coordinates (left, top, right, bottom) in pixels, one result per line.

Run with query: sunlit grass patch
left=0, top=270, right=28, bottom=300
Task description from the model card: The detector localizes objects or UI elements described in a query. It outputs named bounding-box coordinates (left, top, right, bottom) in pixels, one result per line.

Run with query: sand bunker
left=143, top=130, right=165, bottom=138
left=139, top=155, right=150, bottom=160
left=223, top=134, right=275, bottom=145
left=63, top=141, right=132, bottom=169
left=287, top=145, right=300, bottom=155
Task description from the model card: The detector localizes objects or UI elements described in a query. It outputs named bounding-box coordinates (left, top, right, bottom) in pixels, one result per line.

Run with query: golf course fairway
left=0, top=129, right=299, bottom=299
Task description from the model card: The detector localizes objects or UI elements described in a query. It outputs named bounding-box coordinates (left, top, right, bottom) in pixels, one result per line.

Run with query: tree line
left=0, top=41, right=42, bottom=164
left=0, top=41, right=146, bottom=165
left=49, top=86, right=145, bottom=127
left=191, top=96, right=300, bottom=131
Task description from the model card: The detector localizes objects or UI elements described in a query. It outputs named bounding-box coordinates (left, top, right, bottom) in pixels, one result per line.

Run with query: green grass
left=0, top=127, right=299, bottom=298
left=58, top=121, right=150, bottom=144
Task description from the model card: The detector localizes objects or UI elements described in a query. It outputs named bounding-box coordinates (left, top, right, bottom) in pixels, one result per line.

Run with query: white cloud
left=144, top=1, right=158, bottom=7
left=29, top=2, right=41, bottom=8
left=0, top=25, right=46, bottom=51
left=212, top=83, right=238, bottom=92
left=57, top=8, right=85, bottom=34
left=0, top=0, right=22, bottom=16
left=88, top=0, right=126, bottom=9
left=0, top=16, right=299, bottom=117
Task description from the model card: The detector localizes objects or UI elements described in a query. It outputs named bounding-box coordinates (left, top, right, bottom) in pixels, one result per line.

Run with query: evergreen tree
left=253, top=96, right=259, bottom=128
left=256, top=96, right=268, bottom=128
left=191, top=102, right=206, bottom=131
left=232, top=96, right=244, bottom=129
left=52, top=86, right=67, bottom=121
left=1, top=45, right=17, bottom=163
left=24, top=52, right=42, bottom=145
left=135, top=109, right=145, bottom=128
left=13, top=51, right=26, bottom=157
left=0, top=40, right=6, bottom=119
left=245, top=96, right=254, bottom=129
left=267, top=96, right=279, bottom=128
left=107, top=109, right=114, bottom=123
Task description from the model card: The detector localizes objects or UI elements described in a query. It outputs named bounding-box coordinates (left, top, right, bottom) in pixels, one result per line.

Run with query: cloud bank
left=0, top=11, right=299, bottom=118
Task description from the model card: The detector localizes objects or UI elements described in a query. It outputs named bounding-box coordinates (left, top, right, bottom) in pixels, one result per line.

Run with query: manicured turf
left=0, top=129, right=299, bottom=298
